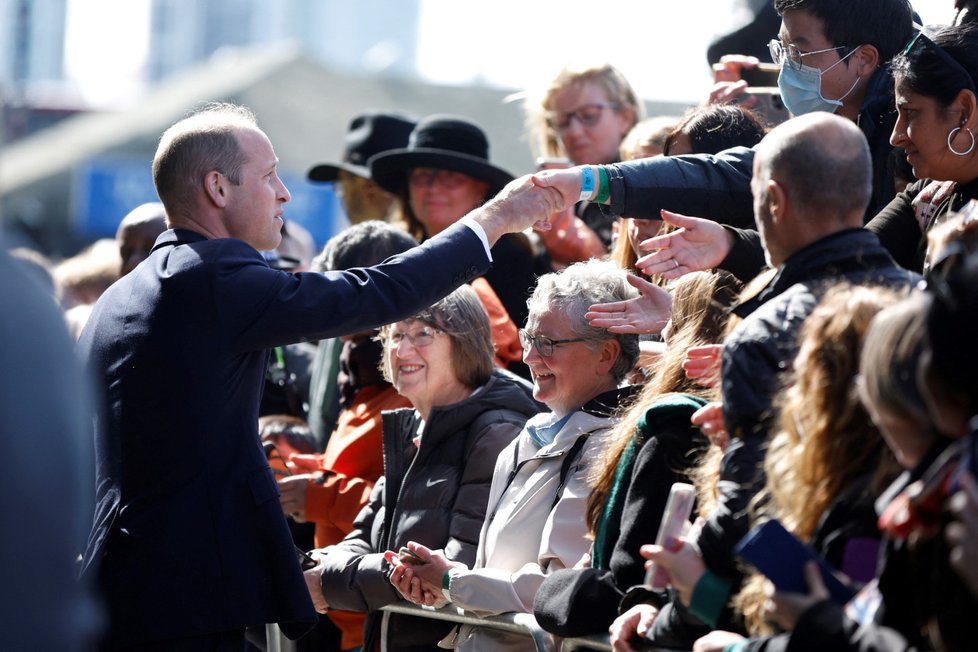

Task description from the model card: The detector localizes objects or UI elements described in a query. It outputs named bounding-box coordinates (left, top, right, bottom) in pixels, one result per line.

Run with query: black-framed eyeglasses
left=902, top=29, right=978, bottom=96
left=386, top=326, right=442, bottom=349
left=768, top=38, right=848, bottom=71
left=547, top=103, right=621, bottom=131
left=518, top=329, right=586, bottom=357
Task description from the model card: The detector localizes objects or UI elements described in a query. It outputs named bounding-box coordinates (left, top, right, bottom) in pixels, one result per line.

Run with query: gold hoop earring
left=948, top=126, right=976, bottom=156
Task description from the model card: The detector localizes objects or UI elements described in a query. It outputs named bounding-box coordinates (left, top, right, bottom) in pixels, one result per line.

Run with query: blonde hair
left=528, top=62, right=644, bottom=160
left=619, top=116, right=680, bottom=160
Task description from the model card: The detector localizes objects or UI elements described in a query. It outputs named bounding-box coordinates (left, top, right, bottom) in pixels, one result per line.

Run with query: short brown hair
left=380, top=284, right=495, bottom=389
left=152, top=102, right=257, bottom=220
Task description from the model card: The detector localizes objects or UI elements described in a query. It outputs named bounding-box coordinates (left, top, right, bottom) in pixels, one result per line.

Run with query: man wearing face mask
left=560, top=0, right=913, bottom=265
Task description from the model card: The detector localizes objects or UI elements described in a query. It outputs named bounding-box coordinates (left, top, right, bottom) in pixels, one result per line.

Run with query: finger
left=406, top=541, right=434, bottom=560
left=803, top=561, right=829, bottom=598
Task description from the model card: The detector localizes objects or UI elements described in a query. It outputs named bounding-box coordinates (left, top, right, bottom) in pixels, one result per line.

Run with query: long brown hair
left=735, top=284, right=902, bottom=635
left=584, top=270, right=741, bottom=534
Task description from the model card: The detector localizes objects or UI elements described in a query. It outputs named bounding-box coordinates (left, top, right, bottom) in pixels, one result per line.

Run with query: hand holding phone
left=296, top=546, right=318, bottom=571
left=644, top=482, right=696, bottom=590
left=735, top=519, right=855, bottom=604
left=397, top=546, right=427, bottom=566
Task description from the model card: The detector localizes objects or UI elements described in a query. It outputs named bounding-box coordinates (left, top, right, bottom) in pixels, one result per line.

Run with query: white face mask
left=777, top=48, right=860, bottom=116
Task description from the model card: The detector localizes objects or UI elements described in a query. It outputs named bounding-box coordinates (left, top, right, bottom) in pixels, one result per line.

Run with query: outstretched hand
left=635, top=210, right=733, bottom=280
left=683, top=344, right=723, bottom=388
left=691, top=400, right=729, bottom=450
left=586, top=274, right=673, bottom=334
left=473, top=173, right=569, bottom=245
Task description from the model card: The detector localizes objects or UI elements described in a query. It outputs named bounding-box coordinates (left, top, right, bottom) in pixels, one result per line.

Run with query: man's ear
left=851, top=43, right=880, bottom=77
left=203, top=171, right=229, bottom=208
left=767, top=179, right=786, bottom=224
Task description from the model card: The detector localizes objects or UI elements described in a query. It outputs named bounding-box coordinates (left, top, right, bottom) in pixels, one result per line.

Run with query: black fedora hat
left=308, top=111, right=416, bottom=182
left=369, top=115, right=514, bottom=196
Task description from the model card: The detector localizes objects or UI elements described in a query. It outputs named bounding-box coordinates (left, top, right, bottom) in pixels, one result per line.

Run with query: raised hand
left=691, top=400, right=729, bottom=450
left=683, top=344, right=723, bottom=388
left=586, top=274, right=673, bottom=334
left=635, top=210, right=733, bottom=280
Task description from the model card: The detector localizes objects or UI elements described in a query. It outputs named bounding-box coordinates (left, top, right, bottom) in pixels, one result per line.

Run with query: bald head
left=755, top=113, right=871, bottom=227
left=116, top=202, right=167, bottom=276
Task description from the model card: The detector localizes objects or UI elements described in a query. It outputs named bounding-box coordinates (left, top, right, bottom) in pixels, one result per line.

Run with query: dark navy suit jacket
left=77, top=223, right=487, bottom=648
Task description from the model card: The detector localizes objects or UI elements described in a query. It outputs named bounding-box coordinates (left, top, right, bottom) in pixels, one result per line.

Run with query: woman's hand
left=691, top=401, right=729, bottom=450
left=763, top=561, right=829, bottom=632
left=609, top=603, right=659, bottom=652
left=640, top=535, right=706, bottom=606
left=586, top=274, right=673, bottom=334
left=302, top=552, right=330, bottom=614
left=683, top=344, right=723, bottom=388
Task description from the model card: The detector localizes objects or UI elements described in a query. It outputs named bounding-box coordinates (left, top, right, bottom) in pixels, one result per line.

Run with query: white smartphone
left=644, top=482, right=696, bottom=590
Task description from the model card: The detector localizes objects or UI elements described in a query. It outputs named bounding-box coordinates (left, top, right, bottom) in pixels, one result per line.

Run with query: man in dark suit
left=77, top=103, right=563, bottom=650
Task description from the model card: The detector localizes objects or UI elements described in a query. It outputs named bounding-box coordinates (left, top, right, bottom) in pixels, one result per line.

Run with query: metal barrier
left=268, top=602, right=685, bottom=651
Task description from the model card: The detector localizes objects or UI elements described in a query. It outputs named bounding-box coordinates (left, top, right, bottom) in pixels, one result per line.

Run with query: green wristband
left=442, top=569, right=453, bottom=590
left=594, top=167, right=611, bottom=204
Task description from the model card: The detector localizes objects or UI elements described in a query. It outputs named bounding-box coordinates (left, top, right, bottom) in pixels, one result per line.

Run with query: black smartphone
left=735, top=519, right=855, bottom=604
left=296, top=546, right=318, bottom=571
left=739, top=62, right=781, bottom=87
left=397, top=546, right=427, bottom=565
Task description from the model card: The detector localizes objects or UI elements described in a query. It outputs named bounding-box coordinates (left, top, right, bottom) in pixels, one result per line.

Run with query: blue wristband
left=579, top=166, right=595, bottom=201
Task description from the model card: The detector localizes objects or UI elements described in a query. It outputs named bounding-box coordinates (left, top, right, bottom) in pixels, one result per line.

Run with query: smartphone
left=536, top=156, right=573, bottom=171
left=738, top=88, right=791, bottom=126
left=739, top=62, right=781, bottom=87
left=644, top=482, right=696, bottom=590
left=735, top=519, right=856, bottom=604
left=295, top=546, right=318, bottom=571
left=397, top=546, right=427, bottom=565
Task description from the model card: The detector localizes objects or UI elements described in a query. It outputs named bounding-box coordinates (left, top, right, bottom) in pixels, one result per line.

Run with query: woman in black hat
left=370, top=115, right=537, bottom=332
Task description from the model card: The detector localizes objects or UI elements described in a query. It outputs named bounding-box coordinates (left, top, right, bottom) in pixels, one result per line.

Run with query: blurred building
left=147, top=0, right=420, bottom=83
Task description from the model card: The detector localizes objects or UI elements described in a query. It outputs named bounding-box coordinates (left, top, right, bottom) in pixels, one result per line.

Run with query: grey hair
left=527, top=258, right=639, bottom=382
left=379, top=284, right=495, bottom=389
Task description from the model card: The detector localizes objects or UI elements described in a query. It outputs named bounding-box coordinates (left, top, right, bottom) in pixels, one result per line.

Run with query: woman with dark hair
left=868, top=22, right=978, bottom=273
left=662, top=104, right=768, bottom=157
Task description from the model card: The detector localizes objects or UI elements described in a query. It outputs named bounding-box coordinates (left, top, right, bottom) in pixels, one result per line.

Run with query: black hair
left=313, top=220, right=419, bottom=272
left=663, top=104, right=768, bottom=156
left=892, top=23, right=978, bottom=109
left=774, top=0, right=914, bottom=62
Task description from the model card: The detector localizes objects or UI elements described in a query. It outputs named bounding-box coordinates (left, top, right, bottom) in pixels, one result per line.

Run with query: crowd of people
left=8, top=1, right=978, bottom=651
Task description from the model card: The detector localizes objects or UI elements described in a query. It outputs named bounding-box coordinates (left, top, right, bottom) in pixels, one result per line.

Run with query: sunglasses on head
left=902, top=29, right=978, bottom=97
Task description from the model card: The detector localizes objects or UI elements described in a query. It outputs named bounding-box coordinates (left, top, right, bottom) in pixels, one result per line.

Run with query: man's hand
left=764, top=561, right=830, bottom=632
left=586, top=274, right=673, bottom=334
left=277, top=474, right=311, bottom=522
left=635, top=210, right=733, bottom=280
left=691, top=400, right=728, bottom=450
left=609, top=603, right=659, bottom=652
left=303, top=554, right=330, bottom=614
left=472, top=172, right=577, bottom=245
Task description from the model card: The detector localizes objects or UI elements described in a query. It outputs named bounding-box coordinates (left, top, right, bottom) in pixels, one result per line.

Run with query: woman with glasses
left=370, top=114, right=536, bottom=335
left=307, top=284, right=540, bottom=652
left=527, top=62, right=644, bottom=259
left=868, top=22, right=978, bottom=274
left=386, top=259, right=640, bottom=651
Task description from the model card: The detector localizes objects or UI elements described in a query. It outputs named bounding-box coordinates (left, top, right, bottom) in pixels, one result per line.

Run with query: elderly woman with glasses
left=386, top=259, right=640, bottom=651
left=304, top=285, right=540, bottom=652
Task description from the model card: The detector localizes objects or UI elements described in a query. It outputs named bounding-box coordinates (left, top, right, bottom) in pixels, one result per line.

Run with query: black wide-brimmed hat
left=369, top=115, right=514, bottom=196
left=307, top=111, right=416, bottom=182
